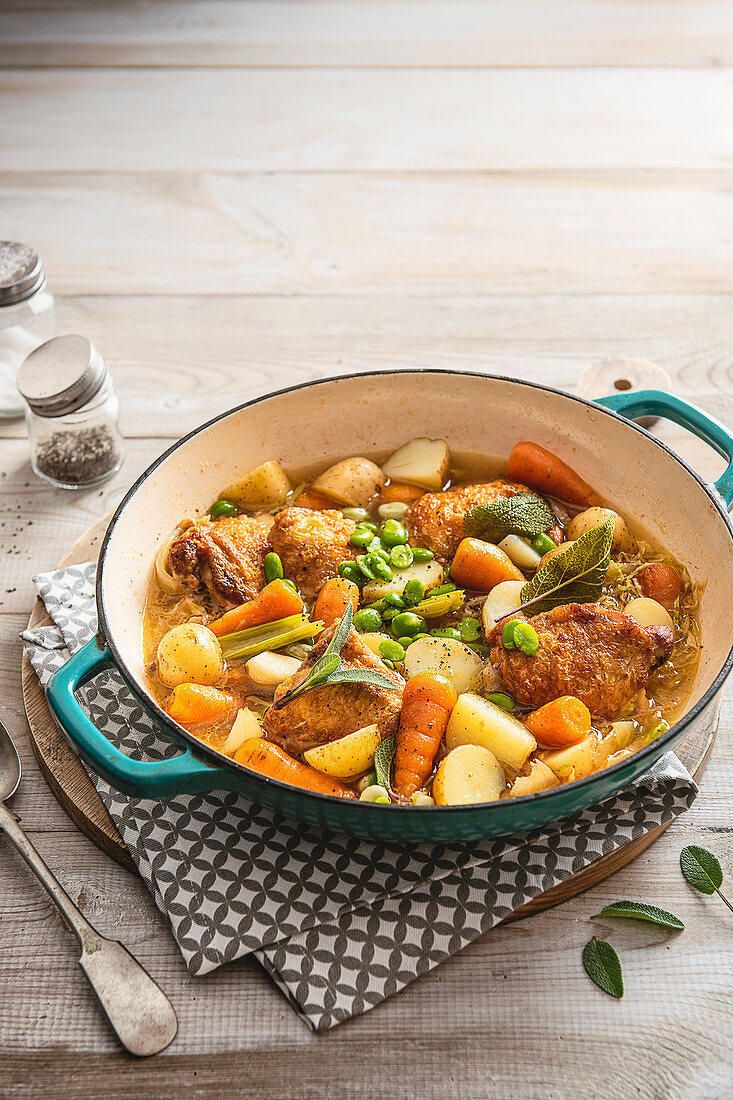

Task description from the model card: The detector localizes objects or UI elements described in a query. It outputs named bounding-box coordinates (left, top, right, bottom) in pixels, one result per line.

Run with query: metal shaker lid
left=17, top=335, right=108, bottom=417
left=0, top=241, right=46, bottom=306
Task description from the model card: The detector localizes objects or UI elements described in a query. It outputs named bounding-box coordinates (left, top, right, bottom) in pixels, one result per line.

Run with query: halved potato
left=623, top=596, right=674, bottom=630
left=445, top=692, right=536, bottom=772
left=363, top=558, right=444, bottom=601
left=311, top=457, right=386, bottom=508
left=382, top=437, right=450, bottom=491
left=504, top=759, right=559, bottom=798
left=539, top=734, right=598, bottom=782
left=433, top=744, right=506, bottom=805
left=220, top=459, right=291, bottom=508
left=304, top=724, right=381, bottom=779
left=567, top=507, right=638, bottom=555
left=482, top=579, right=525, bottom=636
left=403, top=636, right=483, bottom=695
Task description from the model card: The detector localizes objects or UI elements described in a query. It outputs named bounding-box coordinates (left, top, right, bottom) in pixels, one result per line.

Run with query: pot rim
left=97, top=368, right=733, bottom=813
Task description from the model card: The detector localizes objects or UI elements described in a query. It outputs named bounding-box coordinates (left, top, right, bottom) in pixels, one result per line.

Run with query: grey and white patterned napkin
left=22, top=562, right=698, bottom=1031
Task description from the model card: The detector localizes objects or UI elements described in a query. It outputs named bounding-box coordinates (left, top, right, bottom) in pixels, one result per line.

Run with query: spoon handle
left=0, top=801, right=177, bottom=1056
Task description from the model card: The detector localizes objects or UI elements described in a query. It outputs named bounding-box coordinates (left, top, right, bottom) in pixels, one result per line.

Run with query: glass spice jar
left=16, top=335, right=125, bottom=490
left=0, top=241, right=56, bottom=419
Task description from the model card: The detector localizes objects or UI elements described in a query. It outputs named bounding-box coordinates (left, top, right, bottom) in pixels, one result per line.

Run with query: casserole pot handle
left=47, top=638, right=239, bottom=798
left=595, top=389, right=733, bottom=509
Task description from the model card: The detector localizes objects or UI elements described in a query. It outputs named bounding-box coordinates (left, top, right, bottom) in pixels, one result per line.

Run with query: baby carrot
left=393, top=671, right=458, bottom=798
left=451, top=538, right=524, bottom=591
left=523, top=696, right=591, bottom=748
left=379, top=482, right=425, bottom=505
left=506, top=442, right=598, bottom=506
left=166, top=683, right=236, bottom=725
left=313, top=577, right=360, bottom=632
left=208, top=578, right=303, bottom=636
left=234, top=738, right=356, bottom=799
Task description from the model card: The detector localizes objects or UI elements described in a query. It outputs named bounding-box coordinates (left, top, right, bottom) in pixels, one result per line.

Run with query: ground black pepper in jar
left=16, top=335, right=124, bottom=489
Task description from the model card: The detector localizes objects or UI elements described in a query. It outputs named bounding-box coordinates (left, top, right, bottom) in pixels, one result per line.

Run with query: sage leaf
left=271, top=600, right=400, bottom=710
left=374, top=736, right=396, bottom=791
left=582, top=938, right=624, bottom=998
left=516, top=518, right=614, bottom=614
left=328, top=667, right=398, bottom=690
left=680, top=845, right=723, bottom=895
left=594, top=900, right=684, bottom=931
left=463, top=492, right=557, bottom=543
left=326, top=600, right=355, bottom=656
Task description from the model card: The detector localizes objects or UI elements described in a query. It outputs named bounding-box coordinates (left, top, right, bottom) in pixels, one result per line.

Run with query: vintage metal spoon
left=0, top=717, right=178, bottom=1056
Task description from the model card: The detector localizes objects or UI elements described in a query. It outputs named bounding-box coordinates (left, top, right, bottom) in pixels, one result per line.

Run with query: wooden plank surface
left=1, top=0, right=731, bottom=68
left=3, top=172, right=732, bottom=296
left=0, top=293, right=731, bottom=441
left=1, top=0, right=732, bottom=1095
left=4, top=69, right=732, bottom=171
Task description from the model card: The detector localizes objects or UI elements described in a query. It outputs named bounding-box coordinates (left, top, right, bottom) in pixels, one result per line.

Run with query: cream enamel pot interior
left=47, top=372, right=733, bottom=842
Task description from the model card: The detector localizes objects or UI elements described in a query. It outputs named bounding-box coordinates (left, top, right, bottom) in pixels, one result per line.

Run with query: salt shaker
left=16, top=335, right=125, bottom=490
left=0, top=241, right=56, bottom=419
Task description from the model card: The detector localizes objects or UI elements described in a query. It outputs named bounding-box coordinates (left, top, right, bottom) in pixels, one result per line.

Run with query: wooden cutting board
left=21, top=512, right=716, bottom=910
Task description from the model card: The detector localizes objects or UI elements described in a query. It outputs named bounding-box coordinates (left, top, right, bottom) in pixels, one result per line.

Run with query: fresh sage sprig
left=271, top=602, right=399, bottom=711
left=593, top=900, right=684, bottom=931
left=680, top=845, right=732, bottom=913
left=512, top=518, right=614, bottom=616
left=463, top=492, right=557, bottom=543
left=374, top=736, right=396, bottom=791
left=582, top=938, right=624, bottom=998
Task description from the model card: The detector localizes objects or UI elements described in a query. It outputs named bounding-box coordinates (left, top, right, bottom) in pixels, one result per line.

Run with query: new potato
left=382, top=437, right=450, bottom=491
left=445, top=693, right=537, bottom=772
left=220, top=459, right=291, bottom=508
left=363, top=559, right=443, bottom=601
left=403, top=636, right=483, bottom=695
left=623, top=596, right=674, bottom=631
left=156, top=623, right=225, bottom=688
left=311, top=457, right=386, bottom=507
left=433, top=744, right=506, bottom=805
left=304, top=724, right=381, bottom=779
left=482, top=579, right=526, bottom=636
left=567, top=507, right=638, bottom=555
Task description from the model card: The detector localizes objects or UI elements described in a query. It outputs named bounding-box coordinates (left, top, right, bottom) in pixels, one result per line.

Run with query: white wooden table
left=1, top=4, right=732, bottom=1096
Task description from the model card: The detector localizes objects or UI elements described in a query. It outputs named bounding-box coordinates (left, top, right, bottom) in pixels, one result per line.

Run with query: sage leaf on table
left=514, top=518, right=614, bottom=615
left=582, top=938, right=624, bottom=999
left=272, top=603, right=398, bottom=710
left=593, top=900, right=684, bottom=931
left=463, top=492, right=557, bottom=543
left=374, top=736, right=396, bottom=792
left=680, top=845, right=732, bottom=912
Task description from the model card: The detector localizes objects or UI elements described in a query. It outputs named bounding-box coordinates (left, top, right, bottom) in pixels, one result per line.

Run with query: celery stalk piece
left=217, top=613, right=305, bottom=645
left=221, top=619, right=322, bottom=661
left=409, top=589, right=465, bottom=619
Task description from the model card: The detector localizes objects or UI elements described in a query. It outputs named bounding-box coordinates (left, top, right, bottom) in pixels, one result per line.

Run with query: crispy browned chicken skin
left=270, top=507, right=358, bottom=597
left=490, top=602, right=674, bottom=720
left=262, top=620, right=405, bottom=755
left=168, top=515, right=272, bottom=607
left=407, top=479, right=562, bottom=562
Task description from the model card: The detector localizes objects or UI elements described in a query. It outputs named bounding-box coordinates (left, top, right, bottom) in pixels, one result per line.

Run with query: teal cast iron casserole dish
left=47, top=372, right=733, bottom=841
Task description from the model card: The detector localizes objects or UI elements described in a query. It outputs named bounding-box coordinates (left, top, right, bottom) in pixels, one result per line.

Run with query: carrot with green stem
left=208, top=578, right=303, bottom=636
left=393, top=671, right=458, bottom=798
left=506, top=442, right=599, bottom=506
left=234, top=738, right=356, bottom=798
